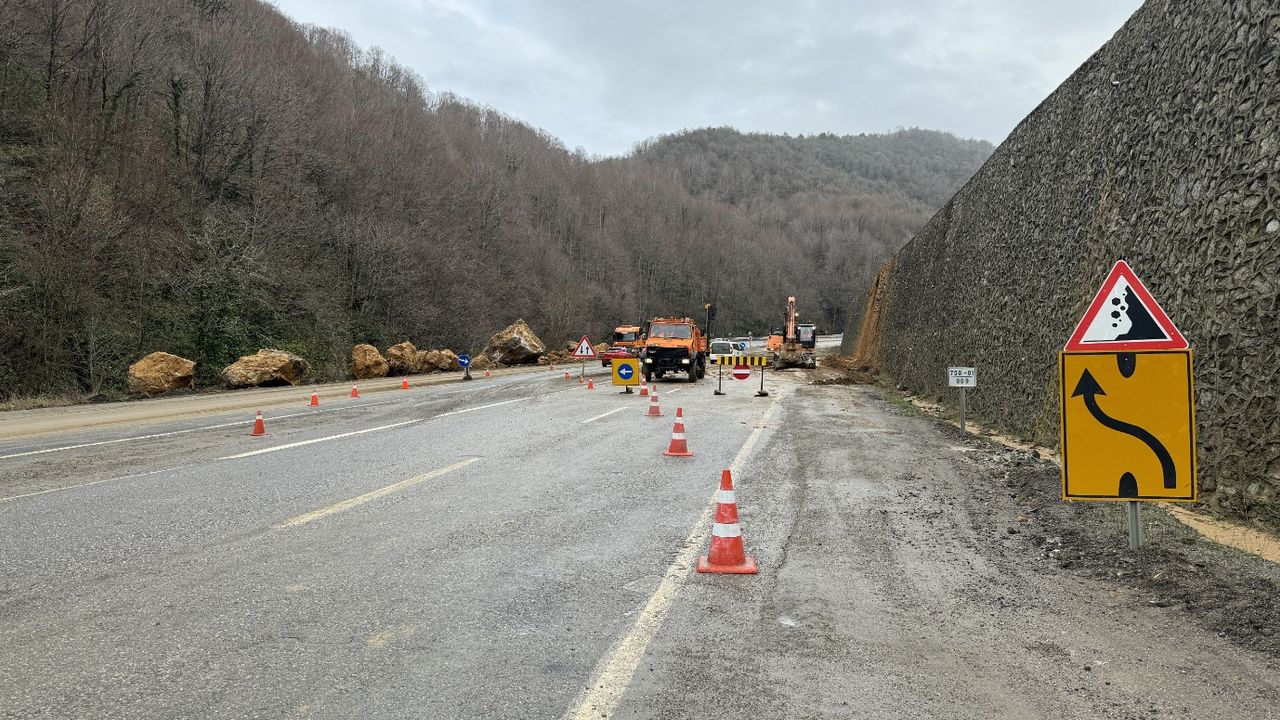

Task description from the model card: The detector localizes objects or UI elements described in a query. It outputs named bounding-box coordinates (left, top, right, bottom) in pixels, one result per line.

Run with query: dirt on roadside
left=933, top=415, right=1280, bottom=659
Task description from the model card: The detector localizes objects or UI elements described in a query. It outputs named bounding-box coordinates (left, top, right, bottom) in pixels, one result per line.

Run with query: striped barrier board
left=711, top=355, right=769, bottom=366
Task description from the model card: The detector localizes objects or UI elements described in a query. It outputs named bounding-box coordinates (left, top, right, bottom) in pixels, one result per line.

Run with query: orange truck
left=611, top=325, right=644, bottom=351
left=640, top=317, right=707, bottom=383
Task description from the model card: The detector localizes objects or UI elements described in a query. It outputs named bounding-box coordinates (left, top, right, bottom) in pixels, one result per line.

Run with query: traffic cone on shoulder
left=565, top=370, right=571, bottom=380
left=401, top=377, right=410, bottom=390
left=639, top=381, right=649, bottom=397
left=350, top=384, right=360, bottom=398
left=587, top=378, right=595, bottom=390
left=646, top=388, right=663, bottom=417
left=663, top=407, right=692, bottom=457
left=250, top=409, right=267, bottom=437
left=550, top=363, right=556, bottom=371
left=485, top=369, right=491, bottom=378
left=309, top=390, right=319, bottom=407
left=697, top=469, right=757, bottom=574
left=578, top=375, right=584, bottom=385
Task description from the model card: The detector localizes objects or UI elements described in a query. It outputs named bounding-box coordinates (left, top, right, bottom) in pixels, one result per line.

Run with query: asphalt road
left=2, top=358, right=1277, bottom=719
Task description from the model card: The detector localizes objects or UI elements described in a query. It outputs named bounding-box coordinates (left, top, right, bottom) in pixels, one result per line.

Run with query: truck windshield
left=710, top=342, right=733, bottom=355
left=613, top=331, right=638, bottom=343
left=649, top=323, right=692, bottom=339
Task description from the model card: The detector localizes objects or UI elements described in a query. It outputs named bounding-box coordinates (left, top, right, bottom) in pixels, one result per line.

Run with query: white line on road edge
left=563, top=397, right=781, bottom=720
left=0, top=400, right=399, bottom=461
left=581, top=407, right=628, bottom=424
left=274, top=458, right=479, bottom=528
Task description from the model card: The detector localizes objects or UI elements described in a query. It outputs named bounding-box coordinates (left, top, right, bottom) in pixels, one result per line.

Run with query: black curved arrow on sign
left=1072, top=369, right=1177, bottom=490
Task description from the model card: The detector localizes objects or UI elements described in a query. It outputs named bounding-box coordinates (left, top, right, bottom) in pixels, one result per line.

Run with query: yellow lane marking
left=274, top=458, right=479, bottom=529
left=581, top=407, right=628, bottom=424
left=563, top=397, right=781, bottom=720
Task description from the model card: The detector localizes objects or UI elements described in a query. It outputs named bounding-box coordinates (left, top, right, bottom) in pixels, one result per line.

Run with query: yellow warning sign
left=611, top=358, right=640, bottom=386
left=1059, top=351, right=1196, bottom=501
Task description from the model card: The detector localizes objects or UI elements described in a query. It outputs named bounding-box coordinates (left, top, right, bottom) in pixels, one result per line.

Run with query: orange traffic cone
left=663, top=407, right=692, bottom=457
left=401, top=377, right=410, bottom=390
left=578, top=375, right=584, bottom=385
left=350, top=385, right=359, bottom=398
left=646, top=388, right=663, bottom=417
left=310, top=391, right=319, bottom=407
left=250, top=410, right=267, bottom=437
left=485, top=369, right=491, bottom=378
left=565, top=370, right=571, bottom=380
left=587, top=379, right=595, bottom=390
left=550, top=363, right=556, bottom=371
left=697, top=469, right=757, bottom=574
left=639, top=381, right=649, bottom=397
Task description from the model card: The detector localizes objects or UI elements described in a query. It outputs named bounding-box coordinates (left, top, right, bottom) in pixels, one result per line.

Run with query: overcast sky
left=270, top=0, right=1143, bottom=157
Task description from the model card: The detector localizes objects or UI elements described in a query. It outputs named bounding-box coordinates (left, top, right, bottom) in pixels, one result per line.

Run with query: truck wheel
left=697, top=361, right=706, bottom=379
left=687, top=364, right=698, bottom=383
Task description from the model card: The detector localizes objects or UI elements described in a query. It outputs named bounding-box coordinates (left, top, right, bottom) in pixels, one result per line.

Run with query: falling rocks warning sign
left=1064, top=261, right=1187, bottom=352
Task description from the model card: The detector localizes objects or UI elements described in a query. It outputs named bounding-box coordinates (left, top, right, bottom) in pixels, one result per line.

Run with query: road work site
left=2, top=351, right=1277, bottom=720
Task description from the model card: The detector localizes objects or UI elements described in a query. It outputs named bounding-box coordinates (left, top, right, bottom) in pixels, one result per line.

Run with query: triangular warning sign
left=571, top=335, right=597, bottom=358
left=1064, top=260, right=1187, bottom=351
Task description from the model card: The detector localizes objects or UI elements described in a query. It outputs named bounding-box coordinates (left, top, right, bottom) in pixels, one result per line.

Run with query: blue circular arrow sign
left=458, top=354, right=471, bottom=367
left=617, top=363, right=634, bottom=380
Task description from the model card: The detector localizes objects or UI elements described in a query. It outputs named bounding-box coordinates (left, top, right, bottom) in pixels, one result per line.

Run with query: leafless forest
left=0, top=0, right=990, bottom=397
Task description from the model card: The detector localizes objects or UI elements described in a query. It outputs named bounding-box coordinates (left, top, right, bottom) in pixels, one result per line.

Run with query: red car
left=600, top=346, right=636, bottom=367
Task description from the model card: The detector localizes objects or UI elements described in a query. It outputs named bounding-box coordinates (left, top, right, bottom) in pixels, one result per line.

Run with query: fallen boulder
left=352, top=344, right=389, bottom=379
left=221, top=349, right=309, bottom=388
left=416, top=349, right=442, bottom=372
left=386, top=341, right=419, bottom=375
left=435, top=349, right=461, bottom=371
left=483, top=320, right=546, bottom=365
left=471, top=353, right=494, bottom=371
left=127, top=352, right=195, bottom=395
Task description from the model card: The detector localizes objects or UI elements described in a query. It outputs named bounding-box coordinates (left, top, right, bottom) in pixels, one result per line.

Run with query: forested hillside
left=0, top=0, right=989, bottom=398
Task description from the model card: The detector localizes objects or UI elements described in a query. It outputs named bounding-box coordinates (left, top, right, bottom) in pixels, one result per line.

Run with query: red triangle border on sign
left=1064, top=260, right=1188, bottom=352
left=572, top=334, right=597, bottom=358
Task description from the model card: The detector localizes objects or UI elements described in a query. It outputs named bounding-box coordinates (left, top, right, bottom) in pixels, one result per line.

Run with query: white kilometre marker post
left=947, top=366, right=977, bottom=433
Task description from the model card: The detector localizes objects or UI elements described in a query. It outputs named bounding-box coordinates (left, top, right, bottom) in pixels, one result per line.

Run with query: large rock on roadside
left=435, top=349, right=460, bottom=371
left=386, top=341, right=419, bottom=375
left=471, top=354, right=494, bottom=371
left=221, top=349, right=309, bottom=388
left=127, top=352, right=195, bottom=395
left=483, top=320, right=546, bottom=365
left=352, top=344, right=389, bottom=379
left=416, top=349, right=442, bottom=372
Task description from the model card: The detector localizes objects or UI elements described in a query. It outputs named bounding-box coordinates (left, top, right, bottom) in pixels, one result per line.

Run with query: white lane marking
left=220, top=398, right=528, bottom=460
left=432, top=398, right=526, bottom=419
left=274, top=458, right=479, bottom=528
left=581, top=407, right=628, bottom=424
left=563, top=397, right=781, bottom=720
left=0, top=400, right=398, bottom=461
left=0, top=464, right=195, bottom=505
left=218, top=419, right=423, bottom=460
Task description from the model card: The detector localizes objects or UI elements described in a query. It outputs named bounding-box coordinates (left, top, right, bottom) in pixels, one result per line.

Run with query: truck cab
left=641, top=317, right=707, bottom=383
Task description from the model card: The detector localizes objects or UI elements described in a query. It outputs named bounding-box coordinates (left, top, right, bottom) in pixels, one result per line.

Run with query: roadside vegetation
left=0, top=0, right=989, bottom=401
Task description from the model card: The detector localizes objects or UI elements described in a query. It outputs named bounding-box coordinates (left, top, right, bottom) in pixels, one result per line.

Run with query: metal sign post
left=947, top=367, right=976, bottom=433
left=459, top=353, right=472, bottom=381
left=714, top=360, right=724, bottom=396
left=756, top=361, right=769, bottom=397
left=1126, top=501, right=1144, bottom=549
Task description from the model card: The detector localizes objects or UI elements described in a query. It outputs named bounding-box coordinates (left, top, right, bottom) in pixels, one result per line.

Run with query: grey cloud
left=272, top=0, right=1143, bottom=156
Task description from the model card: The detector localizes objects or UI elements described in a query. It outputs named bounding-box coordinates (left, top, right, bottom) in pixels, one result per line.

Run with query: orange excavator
left=774, top=296, right=817, bottom=368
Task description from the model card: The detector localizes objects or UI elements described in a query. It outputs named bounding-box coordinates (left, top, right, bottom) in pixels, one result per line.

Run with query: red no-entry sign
left=731, top=365, right=752, bottom=380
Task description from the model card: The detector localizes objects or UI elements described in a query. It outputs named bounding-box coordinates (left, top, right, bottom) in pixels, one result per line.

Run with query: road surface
left=2, top=364, right=1276, bottom=719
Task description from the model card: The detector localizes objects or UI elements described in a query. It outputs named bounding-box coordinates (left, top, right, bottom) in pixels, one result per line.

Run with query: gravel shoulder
left=614, top=381, right=1280, bottom=719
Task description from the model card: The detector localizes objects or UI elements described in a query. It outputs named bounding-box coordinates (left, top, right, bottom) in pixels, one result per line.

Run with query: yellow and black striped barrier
left=711, top=354, right=770, bottom=366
